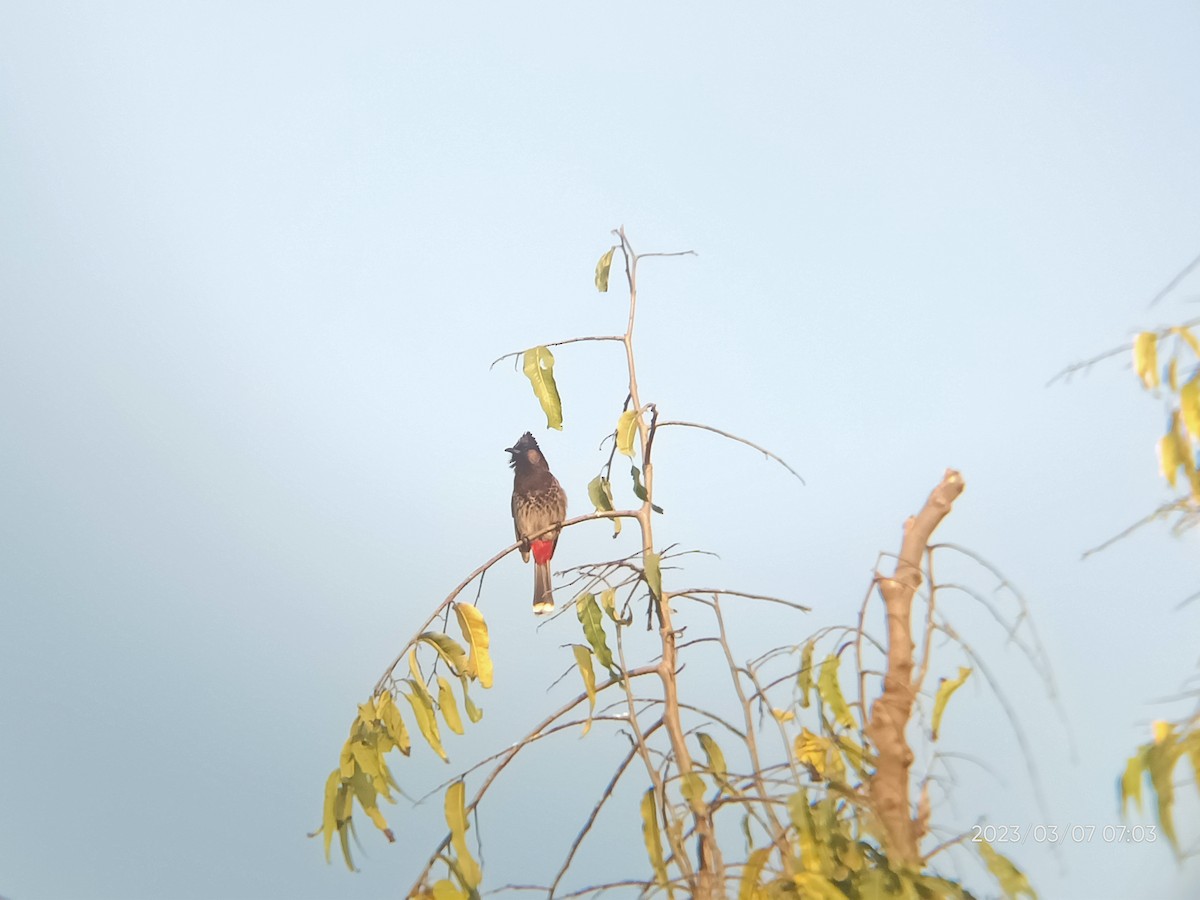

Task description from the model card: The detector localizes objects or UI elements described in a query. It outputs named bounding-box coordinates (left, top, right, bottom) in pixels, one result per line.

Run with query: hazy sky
left=3, top=3, right=1200, bottom=899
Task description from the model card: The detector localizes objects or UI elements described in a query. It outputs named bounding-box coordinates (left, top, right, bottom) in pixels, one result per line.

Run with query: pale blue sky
left=3, top=3, right=1200, bottom=898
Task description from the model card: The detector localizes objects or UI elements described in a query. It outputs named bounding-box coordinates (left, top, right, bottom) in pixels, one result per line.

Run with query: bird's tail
left=533, top=561, right=554, bottom=615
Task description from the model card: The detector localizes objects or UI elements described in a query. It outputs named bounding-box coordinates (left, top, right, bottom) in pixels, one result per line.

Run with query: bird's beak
left=504, top=446, right=515, bottom=454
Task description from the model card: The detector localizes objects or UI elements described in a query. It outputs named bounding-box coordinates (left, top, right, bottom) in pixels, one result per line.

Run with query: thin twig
left=490, top=336, right=624, bottom=370
left=656, top=420, right=805, bottom=483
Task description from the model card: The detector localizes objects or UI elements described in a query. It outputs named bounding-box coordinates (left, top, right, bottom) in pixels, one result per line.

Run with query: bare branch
left=489, top=336, right=624, bottom=370
left=656, top=420, right=805, bottom=483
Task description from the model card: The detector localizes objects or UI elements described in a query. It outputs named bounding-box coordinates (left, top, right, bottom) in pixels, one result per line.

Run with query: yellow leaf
left=1176, top=326, right=1200, bottom=358
left=616, top=409, right=638, bottom=457
left=595, top=246, right=615, bottom=292
left=697, top=732, right=732, bottom=792
left=680, top=771, right=706, bottom=810
left=640, top=788, right=667, bottom=885
left=350, top=740, right=380, bottom=779
left=320, top=768, right=340, bottom=863
left=402, top=683, right=448, bottom=763
left=818, top=653, right=856, bottom=731
left=771, top=708, right=795, bottom=723
left=978, top=840, right=1037, bottom=900
left=795, top=728, right=828, bottom=779
left=1134, top=332, right=1159, bottom=389
left=459, top=674, right=484, bottom=723
left=739, top=846, right=771, bottom=900
left=797, top=640, right=815, bottom=708
left=1121, top=751, right=1146, bottom=815
left=376, top=692, right=411, bottom=756
left=437, top=676, right=465, bottom=735
left=600, top=586, right=631, bottom=625
left=1153, top=720, right=1174, bottom=744
left=430, top=881, right=467, bottom=900
left=454, top=603, right=494, bottom=689
left=932, top=666, right=971, bottom=741
left=644, top=550, right=662, bottom=602
left=572, top=644, right=596, bottom=735
left=1169, top=358, right=1180, bottom=392
left=792, top=873, right=849, bottom=900
left=445, top=781, right=482, bottom=889
left=522, top=346, right=563, bottom=431
left=1159, top=415, right=1183, bottom=488
left=418, top=632, right=469, bottom=677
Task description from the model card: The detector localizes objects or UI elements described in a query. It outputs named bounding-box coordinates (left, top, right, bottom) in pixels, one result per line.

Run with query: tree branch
left=864, top=469, right=965, bottom=865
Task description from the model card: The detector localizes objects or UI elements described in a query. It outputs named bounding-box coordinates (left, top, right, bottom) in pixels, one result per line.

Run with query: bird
left=507, top=432, right=567, bottom=614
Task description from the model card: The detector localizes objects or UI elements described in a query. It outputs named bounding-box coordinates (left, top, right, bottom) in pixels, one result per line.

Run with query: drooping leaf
left=402, top=683, right=448, bottom=763
left=1169, top=357, right=1180, bottom=392
left=818, top=653, right=855, bottom=731
left=576, top=592, right=615, bottom=671
left=932, top=666, right=971, bottom=741
left=587, top=475, right=620, bottom=537
left=595, top=246, right=615, bottom=292
left=1134, top=332, right=1159, bottom=390
left=572, top=644, right=597, bottom=735
left=1120, top=749, right=1146, bottom=815
left=791, top=873, right=849, bottom=900
left=1159, top=412, right=1184, bottom=489
left=419, top=632, right=469, bottom=677
left=454, top=603, right=494, bottom=689
left=445, top=780, right=482, bottom=889
left=320, top=768, right=340, bottom=863
left=430, top=881, right=468, bottom=900
left=697, top=732, right=732, bottom=792
left=1182, top=377, right=1200, bottom=440
left=797, top=640, right=815, bottom=708
left=522, top=346, right=563, bottom=431
left=1146, top=721, right=1182, bottom=852
left=349, top=769, right=395, bottom=842
left=644, top=550, right=662, bottom=603
left=978, top=840, right=1037, bottom=900
left=739, top=846, right=771, bottom=900
left=680, top=771, right=706, bottom=809
left=640, top=788, right=667, bottom=885
left=437, top=676, right=465, bottom=735
left=1176, top=325, right=1200, bottom=358
left=616, top=409, right=638, bottom=457
left=600, top=587, right=631, bottom=625
left=631, top=465, right=664, bottom=513
left=375, top=691, right=412, bottom=756
left=459, top=675, right=484, bottom=723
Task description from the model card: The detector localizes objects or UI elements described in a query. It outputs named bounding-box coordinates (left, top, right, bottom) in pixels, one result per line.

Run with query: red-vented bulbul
left=507, top=432, right=567, bottom=614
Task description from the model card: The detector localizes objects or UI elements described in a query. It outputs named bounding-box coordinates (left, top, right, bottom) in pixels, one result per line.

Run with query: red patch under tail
left=531, top=539, right=555, bottom=566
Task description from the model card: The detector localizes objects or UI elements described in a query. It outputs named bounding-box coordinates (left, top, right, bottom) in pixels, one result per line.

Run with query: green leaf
left=797, top=640, right=815, bottom=708
left=1134, top=331, right=1159, bottom=389
left=931, top=666, right=971, bottom=741
left=978, top=840, right=1037, bottom=900
left=522, top=346, right=563, bottom=431
left=631, top=465, right=664, bottom=513
left=445, top=780, right=482, bottom=889
left=437, top=676, right=465, bottom=735
left=595, top=246, right=615, bottom=292
left=697, top=732, right=731, bottom=792
left=644, top=550, right=662, bottom=603
left=616, top=409, right=638, bottom=457
left=402, top=683, right=448, bottom=763
left=818, top=653, right=855, bottom=731
left=640, top=788, right=667, bottom=885
left=576, top=593, right=615, bottom=671
left=454, top=603, right=494, bottom=689
left=572, top=644, right=597, bottom=735
left=586, top=474, right=620, bottom=537
left=418, top=632, right=469, bottom=677
left=459, top=675, right=484, bottom=724
left=791, top=873, right=848, bottom=900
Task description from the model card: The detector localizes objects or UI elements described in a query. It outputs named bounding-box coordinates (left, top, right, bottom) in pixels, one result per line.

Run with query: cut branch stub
left=865, top=469, right=965, bottom=866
